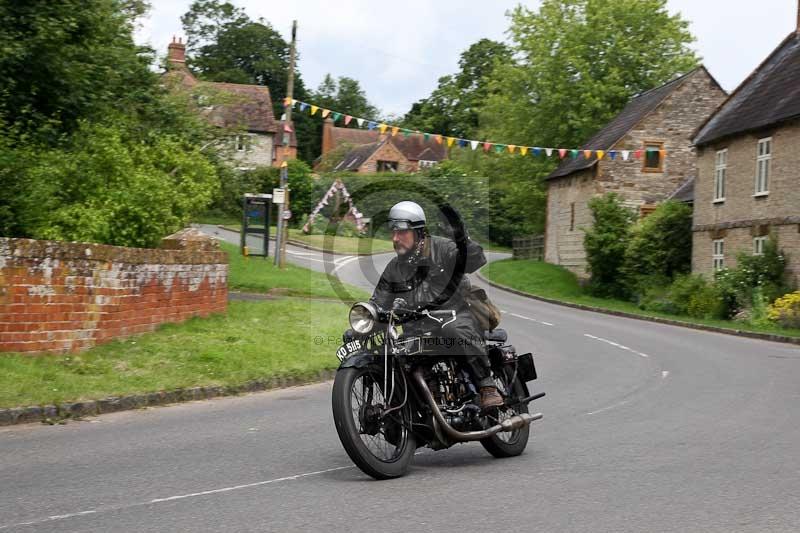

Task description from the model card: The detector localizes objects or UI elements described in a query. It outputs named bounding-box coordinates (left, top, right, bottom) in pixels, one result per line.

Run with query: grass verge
left=223, top=241, right=370, bottom=300
left=0, top=300, right=349, bottom=408
left=482, top=259, right=800, bottom=339
left=223, top=224, right=395, bottom=255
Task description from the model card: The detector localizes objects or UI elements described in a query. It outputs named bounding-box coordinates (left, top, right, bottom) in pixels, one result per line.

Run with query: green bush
left=622, top=200, right=692, bottom=296
left=639, top=274, right=726, bottom=319
left=584, top=193, right=634, bottom=298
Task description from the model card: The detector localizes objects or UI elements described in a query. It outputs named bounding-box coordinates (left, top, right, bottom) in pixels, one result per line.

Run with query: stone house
left=320, top=119, right=447, bottom=172
left=163, top=37, right=296, bottom=169
left=545, top=66, right=727, bottom=277
left=692, top=23, right=800, bottom=286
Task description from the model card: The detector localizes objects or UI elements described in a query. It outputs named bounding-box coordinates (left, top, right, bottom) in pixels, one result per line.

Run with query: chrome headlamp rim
left=349, top=301, right=378, bottom=334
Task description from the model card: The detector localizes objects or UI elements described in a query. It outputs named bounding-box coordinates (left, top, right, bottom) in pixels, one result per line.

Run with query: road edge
left=218, top=225, right=391, bottom=257
left=476, top=270, right=800, bottom=347
left=0, top=371, right=337, bottom=427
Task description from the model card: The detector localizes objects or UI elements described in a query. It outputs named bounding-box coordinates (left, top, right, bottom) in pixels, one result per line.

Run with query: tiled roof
left=547, top=68, right=704, bottom=180
left=333, top=141, right=384, bottom=171
left=204, top=82, right=278, bottom=133
left=694, top=32, right=800, bottom=146
left=390, top=136, right=447, bottom=161
left=667, top=177, right=694, bottom=203
left=329, top=127, right=381, bottom=148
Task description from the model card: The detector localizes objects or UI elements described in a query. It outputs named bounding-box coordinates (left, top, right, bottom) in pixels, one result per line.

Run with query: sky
left=135, top=0, right=800, bottom=118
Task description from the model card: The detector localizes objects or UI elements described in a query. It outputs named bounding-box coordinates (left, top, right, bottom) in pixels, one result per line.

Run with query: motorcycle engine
left=426, top=361, right=478, bottom=430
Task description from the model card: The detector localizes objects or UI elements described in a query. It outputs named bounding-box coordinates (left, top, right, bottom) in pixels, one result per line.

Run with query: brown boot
left=479, top=386, right=504, bottom=409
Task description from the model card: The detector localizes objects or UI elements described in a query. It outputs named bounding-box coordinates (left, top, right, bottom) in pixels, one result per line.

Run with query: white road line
left=287, top=250, right=316, bottom=256
left=0, top=465, right=355, bottom=531
left=584, top=333, right=649, bottom=358
left=586, top=399, right=630, bottom=416
left=509, top=312, right=554, bottom=326
left=662, top=370, right=670, bottom=379
left=331, top=256, right=359, bottom=274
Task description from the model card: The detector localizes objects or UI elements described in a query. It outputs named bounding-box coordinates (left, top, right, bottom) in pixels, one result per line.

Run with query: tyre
left=331, top=366, right=416, bottom=479
left=480, top=371, right=531, bottom=458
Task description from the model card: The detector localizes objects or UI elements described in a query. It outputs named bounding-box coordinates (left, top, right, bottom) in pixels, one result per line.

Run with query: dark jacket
left=370, top=235, right=486, bottom=314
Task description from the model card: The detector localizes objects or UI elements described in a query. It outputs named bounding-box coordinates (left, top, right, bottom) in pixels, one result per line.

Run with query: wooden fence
left=512, top=235, right=544, bottom=260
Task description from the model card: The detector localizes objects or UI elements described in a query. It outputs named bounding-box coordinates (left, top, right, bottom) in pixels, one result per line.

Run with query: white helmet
left=388, top=201, right=426, bottom=231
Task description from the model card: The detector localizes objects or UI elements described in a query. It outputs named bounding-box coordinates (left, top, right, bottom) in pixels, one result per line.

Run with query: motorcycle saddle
left=483, top=328, right=507, bottom=343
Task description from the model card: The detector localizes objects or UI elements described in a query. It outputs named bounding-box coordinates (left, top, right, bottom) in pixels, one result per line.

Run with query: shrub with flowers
left=767, top=291, right=800, bottom=329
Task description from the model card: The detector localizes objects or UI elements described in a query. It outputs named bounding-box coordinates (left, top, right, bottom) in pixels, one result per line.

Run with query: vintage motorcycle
left=331, top=298, right=544, bottom=479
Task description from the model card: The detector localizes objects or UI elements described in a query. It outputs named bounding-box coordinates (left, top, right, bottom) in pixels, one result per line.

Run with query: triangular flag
left=291, top=98, right=298, bottom=106
left=545, top=148, right=553, bottom=157
left=483, top=142, right=492, bottom=152
left=402, top=129, right=411, bottom=138
left=310, top=105, right=318, bottom=116
left=446, top=137, right=456, bottom=147
left=391, top=126, right=399, bottom=136
left=609, top=151, right=617, bottom=160
left=507, top=145, right=516, bottom=154
left=283, top=97, right=291, bottom=107
left=559, top=148, right=567, bottom=159
left=423, top=132, right=430, bottom=141
left=470, top=140, right=479, bottom=150
left=621, top=150, right=630, bottom=161
left=533, top=147, right=541, bottom=157
left=571, top=149, right=579, bottom=158
left=597, top=150, right=605, bottom=160
left=634, top=149, right=643, bottom=159
left=379, top=123, right=388, bottom=134
left=494, top=144, right=505, bottom=153
left=434, top=135, right=443, bottom=144
left=331, top=112, right=341, bottom=122
left=321, top=109, right=330, bottom=118
left=368, top=121, right=377, bottom=130
left=458, top=139, right=468, bottom=148
left=519, top=146, right=529, bottom=156
left=299, top=103, right=308, bottom=112
left=344, top=115, right=352, bottom=125
left=283, top=123, right=293, bottom=132
left=584, top=150, right=592, bottom=159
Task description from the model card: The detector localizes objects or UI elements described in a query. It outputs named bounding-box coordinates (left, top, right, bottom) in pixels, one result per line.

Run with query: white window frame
left=418, top=160, right=437, bottom=169
left=234, top=134, right=251, bottom=152
left=714, top=149, right=727, bottom=203
left=753, top=236, right=768, bottom=256
left=754, top=137, right=771, bottom=196
left=712, top=239, right=725, bottom=270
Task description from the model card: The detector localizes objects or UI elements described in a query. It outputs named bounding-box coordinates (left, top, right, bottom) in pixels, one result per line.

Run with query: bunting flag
left=287, top=97, right=668, bottom=165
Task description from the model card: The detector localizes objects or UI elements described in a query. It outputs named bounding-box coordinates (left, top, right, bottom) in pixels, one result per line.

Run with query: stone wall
left=545, top=68, right=727, bottom=277
left=231, top=132, right=275, bottom=168
left=0, top=229, right=228, bottom=354
left=693, top=119, right=800, bottom=284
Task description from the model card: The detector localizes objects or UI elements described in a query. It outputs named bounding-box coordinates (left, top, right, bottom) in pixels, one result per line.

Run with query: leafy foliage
left=583, top=193, right=634, bottom=297
left=622, top=201, right=692, bottom=295
left=639, top=274, right=725, bottom=319
left=768, top=291, right=800, bottom=329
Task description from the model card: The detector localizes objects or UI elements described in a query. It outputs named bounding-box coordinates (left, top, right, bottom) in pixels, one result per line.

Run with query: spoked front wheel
left=331, top=366, right=416, bottom=479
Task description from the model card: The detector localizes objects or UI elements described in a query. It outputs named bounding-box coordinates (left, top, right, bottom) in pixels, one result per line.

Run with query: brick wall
left=692, top=119, right=800, bottom=284
left=0, top=229, right=228, bottom=354
left=357, top=140, right=414, bottom=173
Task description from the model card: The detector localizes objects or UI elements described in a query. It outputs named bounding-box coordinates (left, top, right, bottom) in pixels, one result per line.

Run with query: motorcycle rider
left=370, top=201, right=504, bottom=409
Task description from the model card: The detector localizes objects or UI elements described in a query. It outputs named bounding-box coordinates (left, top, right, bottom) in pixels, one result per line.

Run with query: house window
left=753, top=236, right=768, bottom=256
left=755, top=137, right=771, bottom=195
left=569, top=202, right=575, bottom=231
left=418, top=160, right=437, bottom=169
left=377, top=160, right=398, bottom=172
left=712, top=239, right=725, bottom=270
left=642, top=141, right=664, bottom=172
left=714, top=149, right=727, bottom=202
left=235, top=134, right=250, bottom=152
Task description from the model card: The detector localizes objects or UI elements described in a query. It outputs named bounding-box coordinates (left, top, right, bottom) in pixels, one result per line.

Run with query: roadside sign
left=273, top=188, right=286, bottom=204
left=282, top=210, right=292, bottom=220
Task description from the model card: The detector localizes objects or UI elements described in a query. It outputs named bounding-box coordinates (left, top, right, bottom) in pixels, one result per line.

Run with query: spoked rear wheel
left=480, top=371, right=531, bottom=458
left=332, top=366, right=416, bottom=479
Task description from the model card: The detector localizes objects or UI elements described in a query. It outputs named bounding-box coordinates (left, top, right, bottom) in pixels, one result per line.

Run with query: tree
left=584, top=193, right=634, bottom=297
left=403, top=39, right=511, bottom=139
left=0, top=0, right=155, bottom=139
left=482, top=0, right=699, bottom=148
left=181, top=0, right=319, bottom=161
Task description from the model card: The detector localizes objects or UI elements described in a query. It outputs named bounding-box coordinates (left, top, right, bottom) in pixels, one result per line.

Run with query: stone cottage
left=163, top=37, right=296, bottom=169
left=320, top=119, right=447, bottom=172
left=545, top=66, right=727, bottom=277
left=692, top=22, right=800, bottom=285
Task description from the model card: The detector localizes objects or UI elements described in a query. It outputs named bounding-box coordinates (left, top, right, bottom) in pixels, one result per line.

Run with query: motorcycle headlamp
left=349, top=302, right=378, bottom=334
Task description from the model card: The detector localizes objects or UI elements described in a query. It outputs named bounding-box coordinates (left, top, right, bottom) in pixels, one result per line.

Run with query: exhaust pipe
left=411, top=369, right=542, bottom=443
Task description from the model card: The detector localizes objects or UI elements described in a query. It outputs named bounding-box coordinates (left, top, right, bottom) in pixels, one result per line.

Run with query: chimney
left=321, top=117, right=335, bottom=155
left=167, top=36, right=186, bottom=68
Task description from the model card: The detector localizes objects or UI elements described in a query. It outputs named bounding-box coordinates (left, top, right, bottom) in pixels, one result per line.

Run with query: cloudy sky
left=135, top=0, right=799, bottom=118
